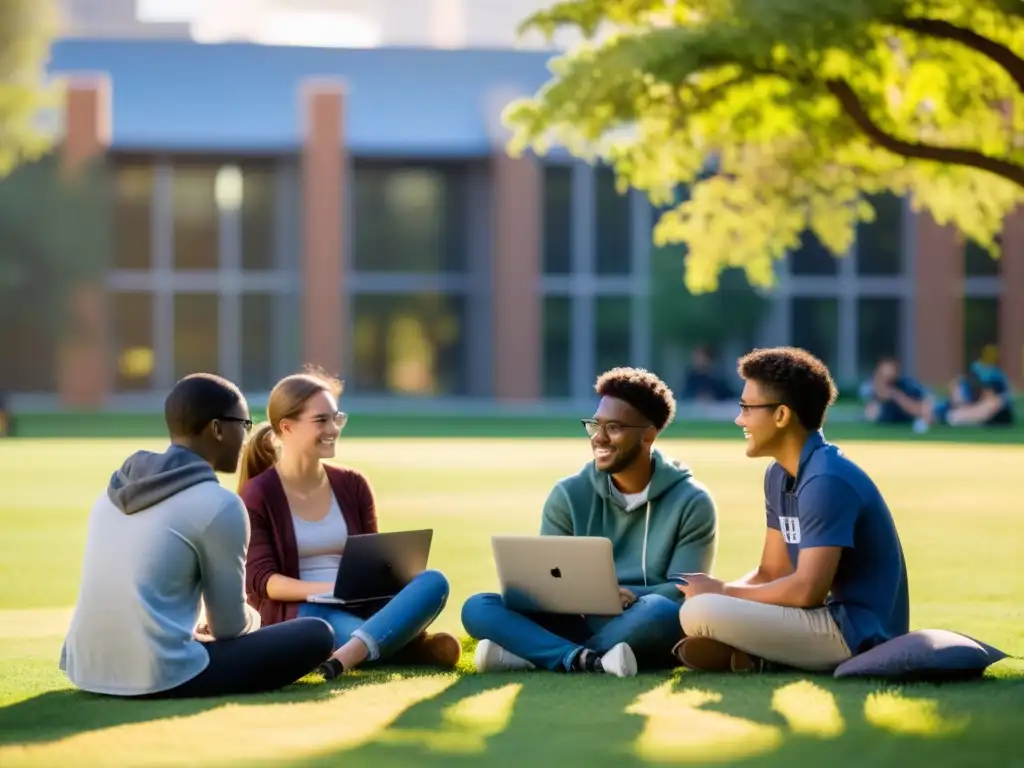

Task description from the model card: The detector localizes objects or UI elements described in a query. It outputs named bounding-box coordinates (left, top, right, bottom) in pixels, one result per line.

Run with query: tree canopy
left=505, top=0, right=1024, bottom=292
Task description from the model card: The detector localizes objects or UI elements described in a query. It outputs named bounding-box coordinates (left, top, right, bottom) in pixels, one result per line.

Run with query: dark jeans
left=461, top=592, right=683, bottom=671
left=143, top=617, right=335, bottom=699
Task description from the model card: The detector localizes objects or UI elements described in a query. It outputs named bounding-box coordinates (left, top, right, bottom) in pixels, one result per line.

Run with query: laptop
left=491, top=535, right=622, bottom=616
left=307, top=529, right=433, bottom=605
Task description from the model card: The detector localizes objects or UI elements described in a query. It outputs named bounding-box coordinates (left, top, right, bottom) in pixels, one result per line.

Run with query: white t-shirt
left=292, top=493, right=348, bottom=583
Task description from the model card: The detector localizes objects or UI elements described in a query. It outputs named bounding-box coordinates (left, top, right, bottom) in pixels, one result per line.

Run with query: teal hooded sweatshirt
left=540, top=448, right=718, bottom=603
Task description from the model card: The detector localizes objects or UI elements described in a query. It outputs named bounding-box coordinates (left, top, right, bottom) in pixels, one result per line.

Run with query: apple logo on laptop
left=550, top=567, right=562, bottom=579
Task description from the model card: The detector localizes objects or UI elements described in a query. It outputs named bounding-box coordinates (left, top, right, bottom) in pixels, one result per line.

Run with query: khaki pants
left=678, top=594, right=852, bottom=672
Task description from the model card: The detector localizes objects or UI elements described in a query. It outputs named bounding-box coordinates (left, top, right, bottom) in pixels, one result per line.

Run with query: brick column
left=913, top=211, right=963, bottom=387
left=300, top=80, right=346, bottom=379
left=58, top=75, right=112, bottom=408
left=999, top=207, right=1024, bottom=388
left=491, top=151, right=541, bottom=401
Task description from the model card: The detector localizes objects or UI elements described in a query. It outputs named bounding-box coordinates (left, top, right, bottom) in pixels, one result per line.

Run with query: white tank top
left=291, top=493, right=348, bottom=583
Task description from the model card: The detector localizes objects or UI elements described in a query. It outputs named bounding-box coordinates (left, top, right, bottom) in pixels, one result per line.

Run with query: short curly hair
left=737, top=347, right=837, bottom=431
left=595, top=367, right=676, bottom=431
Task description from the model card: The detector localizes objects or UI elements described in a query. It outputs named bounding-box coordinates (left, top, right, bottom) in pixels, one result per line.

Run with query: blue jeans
left=461, top=592, right=682, bottom=672
left=298, top=569, right=449, bottom=661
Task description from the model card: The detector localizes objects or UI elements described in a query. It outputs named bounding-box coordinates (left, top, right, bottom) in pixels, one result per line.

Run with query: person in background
left=237, top=367, right=460, bottom=680
left=674, top=347, right=909, bottom=674
left=0, top=389, right=10, bottom=436
left=60, top=373, right=335, bottom=698
left=860, top=356, right=930, bottom=429
left=929, top=345, right=1015, bottom=427
left=681, top=346, right=734, bottom=403
left=462, top=367, right=717, bottom=678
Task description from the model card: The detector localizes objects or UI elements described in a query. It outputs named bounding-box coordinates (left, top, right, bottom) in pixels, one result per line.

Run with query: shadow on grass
left=288, top=671, right=668, bottom=768
left=0, top=669, right=417, bottom=747
left=669, top=670, right=1024, bottom=766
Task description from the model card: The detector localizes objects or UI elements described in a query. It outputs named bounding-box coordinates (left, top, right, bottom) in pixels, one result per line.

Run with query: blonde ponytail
left=236, top=422, right=279, bottom=492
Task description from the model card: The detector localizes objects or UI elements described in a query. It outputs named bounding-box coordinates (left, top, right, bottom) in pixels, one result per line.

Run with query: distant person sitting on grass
left=60, top=373, right=335, bottom=698
left=673, top=347, right=909, bottom=674
left=927, top=345, right=1015, bottom=428
left=462, top=367, right=718, bottom=678
left=237, top=368, right=460, bottom=681
left=860, top=356, right=930, bottom=429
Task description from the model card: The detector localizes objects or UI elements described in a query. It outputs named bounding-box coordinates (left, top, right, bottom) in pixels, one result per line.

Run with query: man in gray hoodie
left=60, top=373, right=335, bottom=698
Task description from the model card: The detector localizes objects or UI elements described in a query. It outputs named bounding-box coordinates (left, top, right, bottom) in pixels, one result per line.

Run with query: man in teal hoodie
left=462, top=367, right=718, bottom=677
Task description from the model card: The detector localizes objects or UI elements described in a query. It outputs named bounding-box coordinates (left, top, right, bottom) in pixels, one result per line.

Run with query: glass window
left=964, top=297, right=1000, bottom=363
left=856, top=193, right=903, bottom=275
left=113, top=161, right=153, bottom=270
left=353, top=162, right=467, bottom=273
left=595, top=296, right=632, bottom=376
left=239, top=162, right=276, bottom=271
left=595, top=166, right=632, bottom=275
left=791, top=297, right=839, bottom=370
left=172, top=163, right=219, bottom=270
left=241, top=293, right=274, bottom=392
left=351, top=293, right=467, bottom=395
left=173, top=293, right=220, bottom=380
left=965, top=240, right=1000, bottom=277
left=790, top=231, right=839, bottom=275
left=543, top=295, right=572, bottom=397
left=543, top=164, right=572, bottom=275
left=111, top=292, right=155, bottom=392
left=857, top=297, right=902, bottom=377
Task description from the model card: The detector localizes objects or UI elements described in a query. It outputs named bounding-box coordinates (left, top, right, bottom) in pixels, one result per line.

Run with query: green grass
left=0, top=436, right=1022, bottom=766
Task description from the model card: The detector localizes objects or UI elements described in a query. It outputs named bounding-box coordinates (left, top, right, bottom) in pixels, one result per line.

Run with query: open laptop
left=491, top=535, right=622, bottom=616
left=307, top=529, right=433, bottom=605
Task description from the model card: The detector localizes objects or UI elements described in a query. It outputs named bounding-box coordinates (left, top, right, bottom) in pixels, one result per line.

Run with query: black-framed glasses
left=737, top=402, right=784, bottom=415
left=219, top=416, right=254, bottom=433
left=581, top=418, right=652, bottom=439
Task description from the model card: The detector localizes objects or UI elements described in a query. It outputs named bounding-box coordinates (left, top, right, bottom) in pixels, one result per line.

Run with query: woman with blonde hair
left=237, top=367, right=460, bottom=678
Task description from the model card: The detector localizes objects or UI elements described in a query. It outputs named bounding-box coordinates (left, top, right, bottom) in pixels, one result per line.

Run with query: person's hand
left=193, top=623, right=213, bottom=642
left=619, top=587, right=638, bottom=609
left=675, top=573, right=725, bottom=599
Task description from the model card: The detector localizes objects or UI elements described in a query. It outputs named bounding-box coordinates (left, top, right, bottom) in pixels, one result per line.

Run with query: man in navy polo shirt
left=673, top=346, right=910, bottom=673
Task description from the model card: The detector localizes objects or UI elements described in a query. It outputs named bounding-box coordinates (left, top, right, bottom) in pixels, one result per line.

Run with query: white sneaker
left=473, top=639, right=537, bottom=673
left=598, top=642, right=638, bottom=678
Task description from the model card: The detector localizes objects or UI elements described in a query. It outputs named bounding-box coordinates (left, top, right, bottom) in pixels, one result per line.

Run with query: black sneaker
left=318, top=658, right=344, bottom=680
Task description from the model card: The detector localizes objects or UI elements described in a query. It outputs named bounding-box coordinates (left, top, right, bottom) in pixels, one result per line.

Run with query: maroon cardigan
left=239, top=464, right=378, bottom=627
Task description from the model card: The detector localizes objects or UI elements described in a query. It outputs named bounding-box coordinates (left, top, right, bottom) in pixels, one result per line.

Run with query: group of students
left=59, top=345, right=910, bottom=698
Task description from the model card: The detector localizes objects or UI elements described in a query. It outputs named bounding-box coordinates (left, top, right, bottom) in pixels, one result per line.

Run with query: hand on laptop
left=619, top=587, right=638, bottom=609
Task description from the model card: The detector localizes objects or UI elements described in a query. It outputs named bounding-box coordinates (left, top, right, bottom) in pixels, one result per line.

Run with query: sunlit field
left=0, top=436, right=1021, bottom=766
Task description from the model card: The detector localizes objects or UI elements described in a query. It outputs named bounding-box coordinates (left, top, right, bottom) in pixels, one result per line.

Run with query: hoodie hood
left=589, top=448, right=692, bottom=508
left=106, top=444, right=218, bottom=515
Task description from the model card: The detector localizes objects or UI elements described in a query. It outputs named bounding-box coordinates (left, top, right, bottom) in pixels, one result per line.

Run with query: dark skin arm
left=680, top=529, right=842, bottom=609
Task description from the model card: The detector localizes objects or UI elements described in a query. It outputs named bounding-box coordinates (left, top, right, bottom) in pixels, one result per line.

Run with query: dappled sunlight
left=0, top=674, right=456, bottom=767
left=864, top=691, right=970, bottom=737
left=374, top=682, right=522, bottom=754
left=627, top=681, right=783, bottom=763
left=771, top=680, right=845, bottom=738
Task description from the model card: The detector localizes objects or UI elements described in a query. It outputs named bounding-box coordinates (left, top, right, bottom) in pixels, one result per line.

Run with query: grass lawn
left=0, top=435, right=1021, bottom=766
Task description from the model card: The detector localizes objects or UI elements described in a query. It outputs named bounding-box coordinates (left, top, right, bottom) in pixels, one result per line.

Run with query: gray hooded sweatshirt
left=60, top=445, right=259, bottom=696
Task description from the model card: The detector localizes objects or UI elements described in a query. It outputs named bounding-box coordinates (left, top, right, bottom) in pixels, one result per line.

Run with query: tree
left=504, top=0, right=1024, bottom=292
left=0, top=1, right=59, bottom=177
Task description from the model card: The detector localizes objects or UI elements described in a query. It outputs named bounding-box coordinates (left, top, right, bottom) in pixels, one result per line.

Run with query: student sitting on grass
left=860, top=356, right=930, bottom=429
left=237, top=368, right=460, bottom=681
left=928, top=345, right=1015, bottom=428
left=60, top=373, right=336, bottom=698
left=462, top=367, right=718, bottom=678
left=674, top=347, right=910, bottom=674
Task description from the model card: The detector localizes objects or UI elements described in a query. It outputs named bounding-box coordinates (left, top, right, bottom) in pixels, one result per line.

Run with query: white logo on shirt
left=779, top=516, right=801, bottom=544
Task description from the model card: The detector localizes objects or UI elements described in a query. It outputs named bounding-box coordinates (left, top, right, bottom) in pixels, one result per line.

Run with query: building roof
left=48, top=39, right=562, bottom=154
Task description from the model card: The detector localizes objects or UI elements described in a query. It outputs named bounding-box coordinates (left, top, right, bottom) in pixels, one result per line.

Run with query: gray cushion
left=833, top=629, right=1008, bottom=682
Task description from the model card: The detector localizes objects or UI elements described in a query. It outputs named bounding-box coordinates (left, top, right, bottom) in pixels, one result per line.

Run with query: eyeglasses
left=305, top=411, right=348, bottom=431
left=219, top=416, right=254, bottom=433
left=737, top=402, right=784, bottom=415
left=581, top=418, right=651, bottom=439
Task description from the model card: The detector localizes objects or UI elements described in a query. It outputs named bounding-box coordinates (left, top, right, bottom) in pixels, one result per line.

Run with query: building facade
left=7, top=39, right=1023, bottom=408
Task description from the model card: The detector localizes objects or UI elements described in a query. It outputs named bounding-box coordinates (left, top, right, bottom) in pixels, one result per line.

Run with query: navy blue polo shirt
left=765, top=431, right=910, bottom=655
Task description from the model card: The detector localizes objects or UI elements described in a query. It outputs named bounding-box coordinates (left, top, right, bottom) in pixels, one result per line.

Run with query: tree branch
left=895, top=16, right=1024, bottom=93
left=825, top=78, right=1024, bottom=188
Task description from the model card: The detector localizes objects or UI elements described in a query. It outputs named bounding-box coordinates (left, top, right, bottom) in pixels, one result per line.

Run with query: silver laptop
left=491, top=535, right=623, bottom=616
